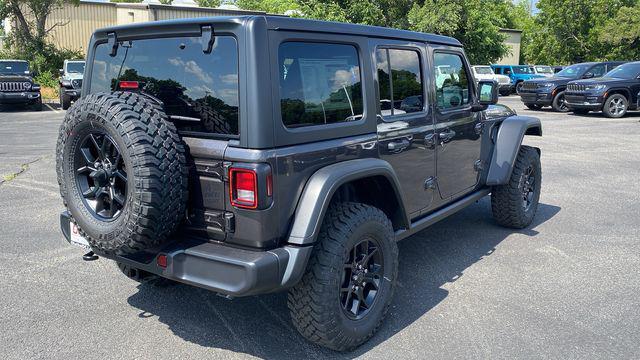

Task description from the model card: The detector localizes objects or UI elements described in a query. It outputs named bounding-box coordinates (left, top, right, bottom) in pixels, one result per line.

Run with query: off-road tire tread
left=193, top=99, right=233, bottom=134
left=491, top=145, right=541, bottom=229
left=55, top=91, right=188, bottom=254
left=287, top=202, right=397, bottom=351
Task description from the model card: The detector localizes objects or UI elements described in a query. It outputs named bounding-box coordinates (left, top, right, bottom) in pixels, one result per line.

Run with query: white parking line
left=44, top=103, right=60, bottom=113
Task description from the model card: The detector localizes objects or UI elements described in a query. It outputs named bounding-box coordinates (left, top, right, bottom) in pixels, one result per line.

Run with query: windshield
left=0, top=61, right=29, bottom=75
left=512, top=66, right=532, bottom=74
left=534, top=66, right=553, bottom=74
left=605, top=63, right=640, bottom=79
left=66, top=62, right=85, bottom=74
left=556, top=63, right=591, bottom=77
left=474, top=66, right=494, bottom=75
left=90, top=36, right=239, bottom=136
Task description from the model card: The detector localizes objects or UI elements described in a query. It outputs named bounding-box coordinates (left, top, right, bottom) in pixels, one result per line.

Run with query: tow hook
left=82, top=251, right=99, bottom=261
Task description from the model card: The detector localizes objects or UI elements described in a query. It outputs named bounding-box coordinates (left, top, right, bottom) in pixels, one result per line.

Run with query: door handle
left=387, top=138, right=410, bottom=152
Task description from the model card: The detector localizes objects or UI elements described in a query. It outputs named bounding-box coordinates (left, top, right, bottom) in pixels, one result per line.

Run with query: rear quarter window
left=278, top=42, right=363, bottom=128
left=89, top=36, right=239, bottom=136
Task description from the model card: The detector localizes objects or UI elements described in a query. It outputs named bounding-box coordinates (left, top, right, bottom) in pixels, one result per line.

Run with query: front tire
left=603, top=94, right=628, bottom=118
left=288, top=202, right=398, bottom=351
left=551, top=91, right=569, bottom=112
left=491, top=146, right=541, bottom=229
left=60, top=89, right=71, bottom=110
left=31, top=97, right=42, bottom=111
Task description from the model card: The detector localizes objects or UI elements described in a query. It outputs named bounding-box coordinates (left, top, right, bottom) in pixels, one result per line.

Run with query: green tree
left=237, top=0, right=298, bottom=13
left=599, top=2, right=640, bottom=60
left=408, top=0, right=510, bottom=64
left=0, top=0, right=83, bottom=75
left=523, top=0, right=636, bottom=64
left=0, top=0, right=80, bottom=50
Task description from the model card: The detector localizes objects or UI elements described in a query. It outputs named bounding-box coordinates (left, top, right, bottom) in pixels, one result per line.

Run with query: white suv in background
left=471, top=65, right=513, bottom=95
left=529, top=65, right=555, bottom=78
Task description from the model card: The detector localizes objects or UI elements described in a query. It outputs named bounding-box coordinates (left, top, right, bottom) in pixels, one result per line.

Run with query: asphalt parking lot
left=1, top=97, right=639, bottom=359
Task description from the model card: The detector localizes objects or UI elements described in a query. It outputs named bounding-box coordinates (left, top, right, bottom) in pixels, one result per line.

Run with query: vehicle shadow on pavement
left=126, top=198, right=560, bottom=359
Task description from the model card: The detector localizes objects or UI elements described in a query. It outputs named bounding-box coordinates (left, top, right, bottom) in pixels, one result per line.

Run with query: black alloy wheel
left=521, top=165, right=536, bottom=212
left=552, top=91, right=569, bottom=112
left=74, top=131, right=128, bottom=220
left=341, top=237, right=384, bottom=320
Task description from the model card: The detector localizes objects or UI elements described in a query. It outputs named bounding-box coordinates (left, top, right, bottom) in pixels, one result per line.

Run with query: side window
left=589, top=64, right=606, bottom=77
left=278, top=42, right=363, bottom=128
left=433, top=52, right=471, bottom=110
left=504, top=67, right=512, bottom=75
left=376, top=48, right=423, bottom=117
left=607, top=63, right=620, bottom=72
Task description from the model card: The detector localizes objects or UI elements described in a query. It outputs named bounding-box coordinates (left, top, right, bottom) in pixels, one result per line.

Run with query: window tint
left=376, top=48, right=423, bottom=117
left=278, top=42, right=363, bottom=128
left=589, top=64, right=606, bottom=77
left=90, top=36, right=239, bottom=135
left=434, top=53, right=471, bottom=109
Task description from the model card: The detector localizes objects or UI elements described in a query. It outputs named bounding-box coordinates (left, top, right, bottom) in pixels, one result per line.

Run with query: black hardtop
left=91, top=15, right=462, bottom=47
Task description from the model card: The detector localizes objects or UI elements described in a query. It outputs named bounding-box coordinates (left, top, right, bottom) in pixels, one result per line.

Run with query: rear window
left=278, top=42, right=363, bottom=128
left=89, top=36, right=239, bottom=136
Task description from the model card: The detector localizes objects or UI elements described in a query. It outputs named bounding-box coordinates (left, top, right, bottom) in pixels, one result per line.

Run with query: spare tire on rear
left=56, top=92, right=188, bottom=255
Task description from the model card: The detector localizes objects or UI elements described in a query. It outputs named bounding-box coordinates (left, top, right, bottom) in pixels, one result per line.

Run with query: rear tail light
left=229, top=168, right=258, bottom=209
left=157, top=254, right=167, bottom=268
left=118, top=81, right=139, bottom=90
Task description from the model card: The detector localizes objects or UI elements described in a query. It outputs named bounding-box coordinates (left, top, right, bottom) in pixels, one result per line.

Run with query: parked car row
left=517, top=60, right=640, bottom=118
left=0, top=58, right=85, bottom=112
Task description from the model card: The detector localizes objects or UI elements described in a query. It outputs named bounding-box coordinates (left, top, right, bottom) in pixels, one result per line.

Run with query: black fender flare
left=486, top=115, right=542, bottom=186
left=286, top=158, right=409, bottom=246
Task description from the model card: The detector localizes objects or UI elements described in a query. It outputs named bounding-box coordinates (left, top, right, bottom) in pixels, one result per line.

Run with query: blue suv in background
left=491, top=64, right=545, bottom=94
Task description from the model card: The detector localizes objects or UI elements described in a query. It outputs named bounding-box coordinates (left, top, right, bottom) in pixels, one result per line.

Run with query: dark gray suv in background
left=56, top=16, right=542, bottom=351
left=518, top=61, right=624, bottom=112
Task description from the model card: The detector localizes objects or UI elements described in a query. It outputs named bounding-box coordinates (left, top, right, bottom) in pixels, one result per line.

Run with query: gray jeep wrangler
left=56, top=16, right=542, bottom=351
left=59, top=60, right=85, bottom=110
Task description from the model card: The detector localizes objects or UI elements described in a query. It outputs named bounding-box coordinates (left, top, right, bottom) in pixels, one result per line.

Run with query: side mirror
left=477, top=80, right=498, bottom=106
left=31, top=71, right=38, bottom=77
left=59, top=69, right=64, bottom=76
left=583, top=72, right=594, bottom=79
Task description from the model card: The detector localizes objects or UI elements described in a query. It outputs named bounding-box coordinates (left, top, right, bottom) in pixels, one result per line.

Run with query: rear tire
left=515, top=81, right=524, bottom=94
left=60, top=89, right=71, bottom=110
left=602, top=94, right=628, bottom=118
left=551, top=91, right=569, bottom=112
left=525, top=103, right=542, bottom=110
left=288, top=202, right=398, bottom=351
left=491, top=146, right=541, bottom=229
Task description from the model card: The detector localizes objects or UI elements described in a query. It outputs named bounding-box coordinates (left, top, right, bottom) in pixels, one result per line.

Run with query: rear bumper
left=0, top=91, right=40, bottom=104
left=60, top=211, right=313, bottom=297
left=519, top=91, right=553, bottom=106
